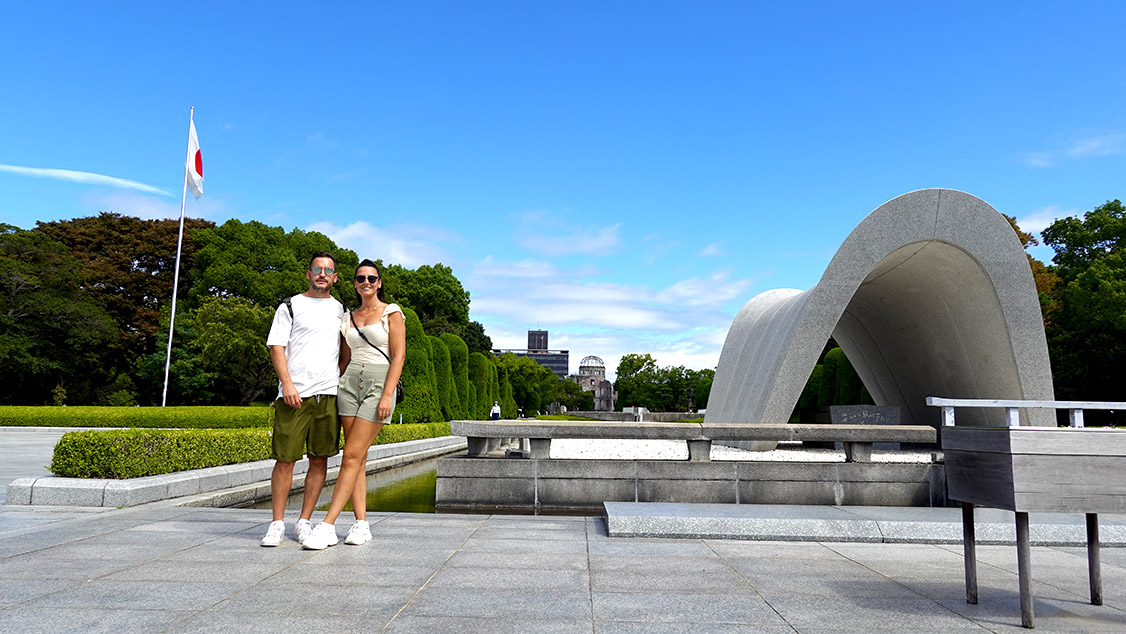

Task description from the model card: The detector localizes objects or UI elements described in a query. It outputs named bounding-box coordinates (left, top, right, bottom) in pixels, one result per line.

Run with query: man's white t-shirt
left=266, top=294, right=344, bottom=399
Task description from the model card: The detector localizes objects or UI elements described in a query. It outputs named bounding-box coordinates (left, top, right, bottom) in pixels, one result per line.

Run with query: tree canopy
left=1038, top=200, right=1125, bottom=413
left=0, top=224, right=116, bottom=404
left=614, top=353, right=714, bottom=412
left=35, top=213, right=215, bottom=378
left=384, top=263, right=470, bottom=336
left=2, top=212, right=508, bottom=412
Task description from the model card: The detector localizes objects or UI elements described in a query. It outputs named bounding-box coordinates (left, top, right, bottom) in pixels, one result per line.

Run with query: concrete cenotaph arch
left=705, top=189, right=1055, bottom=450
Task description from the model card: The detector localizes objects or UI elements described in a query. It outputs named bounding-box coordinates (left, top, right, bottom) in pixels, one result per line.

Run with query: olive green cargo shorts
left=271, top=394, right=341, bottom=462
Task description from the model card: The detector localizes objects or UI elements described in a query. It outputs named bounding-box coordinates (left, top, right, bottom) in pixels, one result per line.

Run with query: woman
left=303, top=259, right=405, bottom=550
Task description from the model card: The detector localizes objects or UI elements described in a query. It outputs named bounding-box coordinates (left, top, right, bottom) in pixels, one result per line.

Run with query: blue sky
left=3, top=2, right=1124, bottom=379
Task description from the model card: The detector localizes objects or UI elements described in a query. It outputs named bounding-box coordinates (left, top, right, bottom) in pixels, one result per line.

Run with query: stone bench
left=450, top=420, right=936, bottom=463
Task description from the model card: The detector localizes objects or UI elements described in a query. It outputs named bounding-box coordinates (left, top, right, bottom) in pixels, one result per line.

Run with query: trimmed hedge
left=0, top=406, right=271, bottom=429
left=51, top=428, right=272, bottom=478
left=50, top=422, right=453, bottom=479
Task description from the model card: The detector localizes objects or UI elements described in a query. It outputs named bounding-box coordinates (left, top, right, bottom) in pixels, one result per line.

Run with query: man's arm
left=269, top=345, right=302, bottom=408
left=338, top=335, right=351, bottom=376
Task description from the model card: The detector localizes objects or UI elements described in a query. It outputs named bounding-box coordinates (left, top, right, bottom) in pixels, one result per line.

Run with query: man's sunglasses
left=355, top=275, right=381, bottom=284
left=309, top=266, right=335, bottom=275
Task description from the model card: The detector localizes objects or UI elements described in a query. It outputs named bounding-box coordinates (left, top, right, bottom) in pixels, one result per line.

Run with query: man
left=490, top=401, right=501, bottom=420
left=260, top=251, right=345, bottom=547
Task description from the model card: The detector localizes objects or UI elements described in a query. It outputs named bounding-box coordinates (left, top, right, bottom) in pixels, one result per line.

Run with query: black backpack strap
left=283, top=295, right=294, bottom=319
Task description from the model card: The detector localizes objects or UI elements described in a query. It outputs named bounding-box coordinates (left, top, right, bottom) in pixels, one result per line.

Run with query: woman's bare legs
left=339, top=416, right=368, bottom=520
left=322, top=416, right=384, bottom=526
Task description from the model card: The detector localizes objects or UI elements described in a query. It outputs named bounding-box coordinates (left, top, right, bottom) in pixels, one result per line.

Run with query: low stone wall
left=8, top=436, right=467, bottom=508
left=436, top=457, right=947, bottom=514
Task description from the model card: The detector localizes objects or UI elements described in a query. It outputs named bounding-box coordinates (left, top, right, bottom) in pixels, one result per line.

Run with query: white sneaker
left=260, top=520, right=285, bottom=547
left=295, top=518, right=314, bottom=545
left=344, top=520, right=372, bottom=545
left=302, top=522, right=338, bottom=550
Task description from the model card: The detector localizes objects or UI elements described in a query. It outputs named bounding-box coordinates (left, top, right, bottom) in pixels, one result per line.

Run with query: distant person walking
left=490, top=401, right=501, bottom=420
left=302, top=259, right=405, bottom=550
left=261, top=252, right=344, bottom=547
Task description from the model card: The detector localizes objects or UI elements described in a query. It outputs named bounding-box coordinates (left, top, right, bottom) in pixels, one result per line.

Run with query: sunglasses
left=309, top=266, right=335, bottom=275
left=355, top=275, right=381, bottom=284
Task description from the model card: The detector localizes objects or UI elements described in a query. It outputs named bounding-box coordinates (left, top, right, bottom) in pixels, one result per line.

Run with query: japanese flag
left=186, top=119, right=204, bottom=200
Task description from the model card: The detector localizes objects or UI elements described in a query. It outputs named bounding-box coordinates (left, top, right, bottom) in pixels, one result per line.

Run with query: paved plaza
left=1, top=503, right=1126, bottom=632
left=2, top=427, right=1125, bottom=632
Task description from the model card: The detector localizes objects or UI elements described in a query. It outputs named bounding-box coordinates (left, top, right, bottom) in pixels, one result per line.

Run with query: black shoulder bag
left=349, top=311, right=405, bottom=403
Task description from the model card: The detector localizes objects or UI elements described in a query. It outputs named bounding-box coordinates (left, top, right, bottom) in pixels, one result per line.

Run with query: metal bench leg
left=1016, top=511, right=1034, bottom=628
left=1087, top=513, right=1102, bottom=605
left=962, top=503, right=977, bottom=604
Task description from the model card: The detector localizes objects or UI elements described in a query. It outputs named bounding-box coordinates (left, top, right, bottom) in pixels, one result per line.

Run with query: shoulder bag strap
left=349, top=311, right=393, bottom=364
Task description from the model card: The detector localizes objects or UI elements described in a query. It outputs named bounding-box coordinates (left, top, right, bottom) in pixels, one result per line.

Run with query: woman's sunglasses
left=355, top=275, right=380, bottom=284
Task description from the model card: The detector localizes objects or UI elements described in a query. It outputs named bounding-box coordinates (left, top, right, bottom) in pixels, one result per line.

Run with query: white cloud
left=1065, top=131, right=1126, bottom=159
left=468, top=256, right=758, bottom=376
left=1024, top=130, right=1126, bottom=168
left=658, top=270, right=753, bottom=308
left=1017, top=205, right=1078, bottom=235
left=82, top=191, right=226, bottom=221
left=305, top=131, right=340, bottom=149
left=699, top=241, right=726, bottom=257
left=473, top=256, right=559, bottom=278
left=0, top=164, right=172, bottom=196
left=514, top=209, right=622, bottom=256
left=307, top=220, right=454, bottom=268
left=325, top=169, right=365, bottom=183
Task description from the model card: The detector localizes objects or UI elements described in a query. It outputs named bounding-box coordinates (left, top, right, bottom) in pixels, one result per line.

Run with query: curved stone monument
left=706, top=189, right=1054, bottom=449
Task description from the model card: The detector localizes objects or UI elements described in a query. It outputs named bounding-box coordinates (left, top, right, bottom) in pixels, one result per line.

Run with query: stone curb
left=6, top=436, right=466, bottom=508
left=605, top=501, right=1126, bottom=546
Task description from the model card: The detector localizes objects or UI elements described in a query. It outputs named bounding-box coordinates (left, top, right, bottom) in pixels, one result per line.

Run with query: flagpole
left=162, top=106, right=194, bottom=407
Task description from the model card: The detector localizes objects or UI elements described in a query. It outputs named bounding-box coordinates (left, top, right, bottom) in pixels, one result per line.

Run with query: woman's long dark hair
left=355, top=258, right=385, bottom=303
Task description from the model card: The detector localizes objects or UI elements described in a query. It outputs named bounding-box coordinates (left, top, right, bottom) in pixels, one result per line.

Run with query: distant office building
left=528, top=330, right=548, bottom=351
left=571, top=355, right=617, bottom=411
left=494, top=330, right=569, bottom=379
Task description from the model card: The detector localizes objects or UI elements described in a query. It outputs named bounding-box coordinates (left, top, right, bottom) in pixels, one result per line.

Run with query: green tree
left=557, top=379, right=594, bottom=411
left=0, top=224, right=115, bottom=404
left=694, top=376, right=712, bottom=410
left=462, top=320, right=493, bottom=355
left=191, top=296, right=276, bottom=405
left=495, top=352, right=558, bottom=414
left=1041, top=200, right=1125, bottom=278
left=429, top=335, right=455, bottom=421
left=440, top=333, right=470, bottom=419
left=1040, top=200, right=1126, bottom=414
left=816, top=349, right=841, bottom=407
left=615, top=353, right=659, bottom=409
left=395, top=306, right=444, bottom=423
left=468, top=352, right=492, bottom=418
left=384, top=263, right=470, bottom=336
left=498, top=366, right=518, bottom=418
left=798, top=365, right=823, bottom=412
left=488, top=357, right=500, bottom=408
left=35, top=213, right=215, bottom=381
left=190, top=219, right=358, bottom=308
left=613, top=354, right=712, bottom=411
left=134, top=307, right=217, bottom=406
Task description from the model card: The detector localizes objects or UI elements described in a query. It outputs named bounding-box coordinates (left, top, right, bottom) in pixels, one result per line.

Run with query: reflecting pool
left=244, top=457, right=439, bottom=513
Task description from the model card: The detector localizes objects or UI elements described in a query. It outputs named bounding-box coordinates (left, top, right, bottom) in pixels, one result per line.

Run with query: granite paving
left=3, top=428, right=1126, bottom=631
left=0, top=503, right=1124, bottom=632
